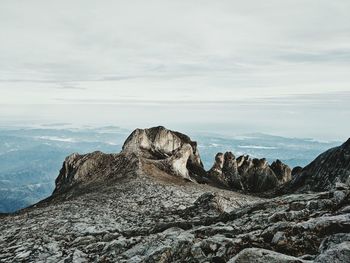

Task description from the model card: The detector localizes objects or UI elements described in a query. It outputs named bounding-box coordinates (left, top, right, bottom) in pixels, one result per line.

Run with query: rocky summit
left=0, top=126, right=349, bottom=263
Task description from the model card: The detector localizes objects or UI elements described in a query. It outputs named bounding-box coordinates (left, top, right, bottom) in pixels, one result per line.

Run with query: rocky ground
left=0, top=126, right=349, bottom=262
left=0, top=174, right=261, bottom=262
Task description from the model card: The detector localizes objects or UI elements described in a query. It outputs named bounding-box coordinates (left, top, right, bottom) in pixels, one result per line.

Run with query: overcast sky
left=0, top=0, right=349, bottom=139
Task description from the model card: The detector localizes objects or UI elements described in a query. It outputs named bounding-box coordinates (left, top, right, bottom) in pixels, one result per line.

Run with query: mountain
left=0, top=126, right=339, bottom=212
left=0, top=126, right=349, bottom=262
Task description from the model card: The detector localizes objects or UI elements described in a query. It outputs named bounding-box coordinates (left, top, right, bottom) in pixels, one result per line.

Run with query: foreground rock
left=228, top=248, right=311, bottom=263
left=1, top=177, right=349, bottom=262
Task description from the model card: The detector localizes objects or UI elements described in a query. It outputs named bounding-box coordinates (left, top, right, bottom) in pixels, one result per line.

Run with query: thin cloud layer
left=0, top=1, right=349, bottom=138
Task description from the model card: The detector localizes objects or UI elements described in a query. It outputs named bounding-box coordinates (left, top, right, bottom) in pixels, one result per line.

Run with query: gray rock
left=228, top=248, right=311, bottom=263
left=285, top=138, right=350, bottom=192
left=316, top=234, right=350, bottom=263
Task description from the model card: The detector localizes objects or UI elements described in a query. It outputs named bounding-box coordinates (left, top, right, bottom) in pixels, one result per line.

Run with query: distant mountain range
left=0, top=126, right=340, bottom=213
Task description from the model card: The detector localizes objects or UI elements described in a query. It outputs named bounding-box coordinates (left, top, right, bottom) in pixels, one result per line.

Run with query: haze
left=0, top=0, right=349, bottom=140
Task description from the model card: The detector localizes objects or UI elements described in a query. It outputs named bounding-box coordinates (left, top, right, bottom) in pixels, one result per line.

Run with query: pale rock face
left=122, top=126, right=205, bottom=180
left=123, top=127, right=185, bottom=156
left=122, top=128, right=183, bottom=155
left=168, top=144, right=193, bottom=180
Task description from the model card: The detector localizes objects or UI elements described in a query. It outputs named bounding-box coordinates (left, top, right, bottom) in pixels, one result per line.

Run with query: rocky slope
left=0, top=127, right=349, bottom=263
left=282, top=138, right=350, bottom=193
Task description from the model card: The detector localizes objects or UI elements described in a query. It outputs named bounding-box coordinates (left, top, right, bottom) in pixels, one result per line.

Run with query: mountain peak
left=52, top=127, right=207, bottom=196
left=122, top=126, right=205, bottom=180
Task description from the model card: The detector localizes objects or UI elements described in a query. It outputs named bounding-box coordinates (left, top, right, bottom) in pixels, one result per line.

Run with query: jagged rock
left=208, top=153, right=292, bottom=192
left=270, top=159, right=292, bottom=184
left=122, top=126, right=206, bottom=180
left=208, top=152, right=243, bottom=190
left=223, top=152, right=243, bottom=190
left=245, top=158, right=278, bottom=192
left=284, top=138, right=350, bottom=192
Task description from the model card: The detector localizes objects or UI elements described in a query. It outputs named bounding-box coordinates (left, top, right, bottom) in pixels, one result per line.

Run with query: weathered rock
left=245, top=158, right=278, bottom=192
left=228, top=248, right=311, bottom=263
left=286, top=138, right=350, bottom=192
left=315, top=233, right=350, bottom=263
left=292, top=166, right=303, bottom=177
left=54, top=151, right=139, bottom=195
left=122, top=126, right=206, bottom=180
left=270, top=159, right=292, bottom=184
left=208, top=152, right=243, bottom=190
left=208, top=153, right=292, bottom=192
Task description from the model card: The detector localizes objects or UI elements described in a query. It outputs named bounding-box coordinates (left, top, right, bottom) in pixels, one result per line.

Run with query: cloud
left=0, top=0, right=349, bottom=139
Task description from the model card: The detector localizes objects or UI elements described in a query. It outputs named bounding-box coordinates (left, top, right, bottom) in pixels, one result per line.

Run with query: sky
left=0, top=0, right=349, bottom=140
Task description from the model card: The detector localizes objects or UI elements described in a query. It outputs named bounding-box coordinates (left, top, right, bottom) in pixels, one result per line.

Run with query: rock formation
left=52, top=126, right=207, bottom=198
left=270, top=159, right=292, bottom=183
left=53, top=151, right=139, bottom=195
left=208, top=153, right=292, bottom=192
left=0, top=127, right=349, bottom=262
left=207, top=152, right=243, bottom=190
left=284, top=138, right=350, bottom=193
left=122, top=126, right=206, bottom=181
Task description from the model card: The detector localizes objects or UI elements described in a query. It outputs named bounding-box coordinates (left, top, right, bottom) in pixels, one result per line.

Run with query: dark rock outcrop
left=270, top=159, right=292, bottom=183
left=245, top=158, right=279, bottom=192
left=284, top=138, right=350, bottom=192
left=53, top=151, right=139, bottom=196
left=208, top=153, right=292, bottom=192
left=292, top=166, right=303, bottom=177
left=207, top=152, right=243, bottom=190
